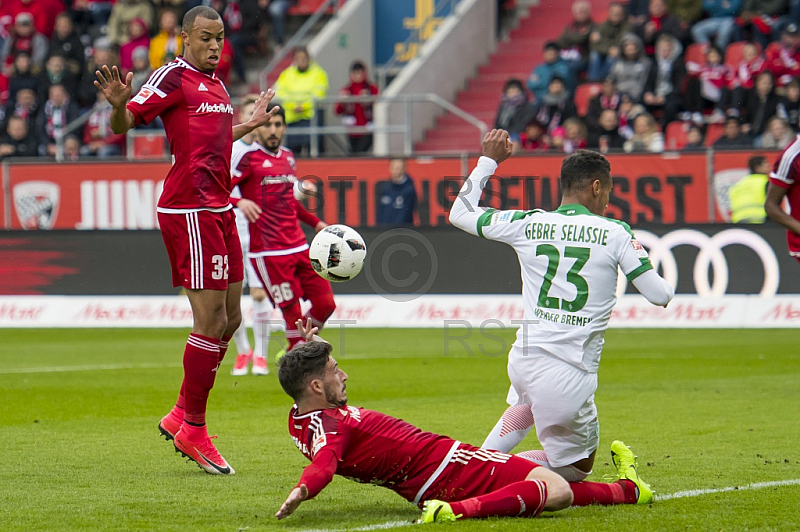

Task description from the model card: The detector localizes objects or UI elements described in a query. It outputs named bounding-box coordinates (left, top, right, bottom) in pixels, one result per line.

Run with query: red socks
left=281, top=302, right=304, bottom=348
left=218, top=335, right=232, bottom=367
left=449, top=480, right=548, bottom=518
left=569, top=480, right=638, bottom=506
left=181, top=333, right=220, bottom=426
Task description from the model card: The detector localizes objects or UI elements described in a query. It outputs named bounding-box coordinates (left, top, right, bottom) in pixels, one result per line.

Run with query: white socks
left=482, top=404, right=535, bottom=453
left=231, top=323, right=251, bottom=355
left=252, top=298, right=272, bottom=360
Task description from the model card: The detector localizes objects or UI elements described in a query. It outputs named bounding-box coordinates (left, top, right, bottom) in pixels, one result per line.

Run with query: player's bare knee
left=544, top=475, right=573, bottom=510
left=197, top=310, right=228, bottom=338
left=527, top=466, right=572, bottom=510
left=225, top=311, right=242, bottom=336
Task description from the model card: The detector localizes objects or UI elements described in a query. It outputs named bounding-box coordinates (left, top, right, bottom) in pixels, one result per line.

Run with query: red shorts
left=158, top=209, right=244, bottom=290
left=420, top=443, right=538, bottom=507
left=250, top=249, right=332, bottom=307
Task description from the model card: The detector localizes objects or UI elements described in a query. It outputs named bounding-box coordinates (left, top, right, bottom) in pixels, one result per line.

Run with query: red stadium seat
left=665, top=120, right=688, bottom=150
left=574, top=83, right=602, bottom=117
left=288, top=0, right=342, bottom=15
left=685, top=43, right=709, bottom=67
left=724, top=41, right=762, bottom=68
left=705, top=122, right=725, bottom=146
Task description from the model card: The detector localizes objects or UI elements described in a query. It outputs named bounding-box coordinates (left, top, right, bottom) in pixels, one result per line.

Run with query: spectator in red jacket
left=335, top=60, right=378, bottom=153
left=726, top=41, right=766, bottom=115
left=766, top=23, right=800, bottom=87
left=119, top=17, right=150, bottom=73
left=82, top=91, right=126, bottom=158
left=1, top=12, right=48, bottom=71
left=9, top=0, right=64, bottom=38
left=685, top=45, right=730, bottom=123
left=634, top=0, right=689, bottom=56
left=515, top=119, right=550, bottom=152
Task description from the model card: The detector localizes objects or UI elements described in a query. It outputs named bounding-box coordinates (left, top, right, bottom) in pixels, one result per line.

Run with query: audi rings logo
left=365, top=228, right=438, bottom=302
left=620, top=229, right=780, bottom=296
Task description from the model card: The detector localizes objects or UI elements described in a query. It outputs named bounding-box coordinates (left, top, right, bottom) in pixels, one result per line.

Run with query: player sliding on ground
left=275, top=319, right=653, bottom=523
left=450, top=130, right=674, bottom=486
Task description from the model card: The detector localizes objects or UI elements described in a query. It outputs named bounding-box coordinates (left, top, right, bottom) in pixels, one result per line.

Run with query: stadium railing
left=76, top=93, right=488, bottom=160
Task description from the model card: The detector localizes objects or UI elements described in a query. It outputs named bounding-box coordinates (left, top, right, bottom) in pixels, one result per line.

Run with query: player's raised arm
left=449, top=129, right=513, bottom=236
left=233, top=89, right=281, bottom=142
left=630, top=270, right=674, bottom=307
left=617, top=228, right=674, bottom=307
left=94, top=65, right=136, bottom=134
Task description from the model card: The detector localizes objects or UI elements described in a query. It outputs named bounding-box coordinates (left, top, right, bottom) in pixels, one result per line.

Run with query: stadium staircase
left=415, top=0, right=615, bottom=154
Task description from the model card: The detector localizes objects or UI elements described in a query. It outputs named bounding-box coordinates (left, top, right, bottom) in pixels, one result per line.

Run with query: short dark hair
left=278, top=341, right=332, bottom=401
left=503, top=78, right=525, bottom=93
left=749, top=155, right=767, bottom=173
left=293, top=46, right=309, bottom=59
left=560, top=150, right=612, bottom=193
left=544, top=41, right=560, bottom=52
left=268, top=102, right=286, bottom=123
left=182, top=6, right=221, bottom=33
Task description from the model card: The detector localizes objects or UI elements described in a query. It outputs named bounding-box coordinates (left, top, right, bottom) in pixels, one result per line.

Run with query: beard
left=325, top=386, right=347, bottom=408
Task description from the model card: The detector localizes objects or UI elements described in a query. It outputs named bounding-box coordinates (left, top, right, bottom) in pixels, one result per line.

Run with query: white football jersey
left=477, top=203, right=652, bottom=372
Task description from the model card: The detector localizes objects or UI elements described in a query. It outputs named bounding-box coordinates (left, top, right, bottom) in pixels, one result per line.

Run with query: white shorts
left=235, top=209, right=263, bottom=290
left=506, top=344, right=599, bottom=468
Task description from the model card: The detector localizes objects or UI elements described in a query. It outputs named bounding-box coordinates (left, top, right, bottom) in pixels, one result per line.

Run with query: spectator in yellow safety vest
left=274, top=46, right=329, bottom=155
left=729, top=155, right=770, bottom=223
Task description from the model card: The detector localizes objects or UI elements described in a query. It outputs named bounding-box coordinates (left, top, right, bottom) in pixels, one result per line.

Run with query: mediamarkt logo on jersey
left=197, top=102, right=234, bottom=114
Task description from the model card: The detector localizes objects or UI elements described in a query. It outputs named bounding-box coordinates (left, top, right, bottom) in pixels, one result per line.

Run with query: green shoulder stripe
left=626, top=258, right=654, bottom=282
left=605, top=217, right=635, bottom=238
left=477, top=209, right=544, bottom=237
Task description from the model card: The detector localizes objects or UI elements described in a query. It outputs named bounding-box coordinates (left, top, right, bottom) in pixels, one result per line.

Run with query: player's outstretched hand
left=296, top=318, right=319, bottom=341
left=276, top=484, right=308, bottom=520
left=236, top=198, right=262, bottom=223
left=94, top=65, right=133, bottom=109
left=482, top=129, right=513, bottom=165
left=249, top=89, right=281, bottom=128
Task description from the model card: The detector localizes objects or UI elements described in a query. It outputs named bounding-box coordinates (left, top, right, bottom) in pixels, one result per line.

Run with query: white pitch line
left=0, top=362, right=181, bottom=374
left=657, top=479, right=800, bottom=501
left=296, top=479, right=800, bottom=532
left=296, top=519, right=414, bottom=532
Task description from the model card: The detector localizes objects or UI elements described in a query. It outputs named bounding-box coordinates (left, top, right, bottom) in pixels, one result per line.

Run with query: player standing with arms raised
left=450, top=131, right=673, bottom=489
left=766, top=136, right=800, bottom=263
left=231, top=105, right=335, bottom=354
left=94, top=6, right=280, bottom=475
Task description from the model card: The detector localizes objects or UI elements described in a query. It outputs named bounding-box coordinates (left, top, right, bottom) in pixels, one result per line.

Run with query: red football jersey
left=770, top=135, right=800, bottom=256
left=231, top=142, right=319, bottom=254
left=127, top=57, right=234, bottom=211
left=289, top=405, right=458, bottom=503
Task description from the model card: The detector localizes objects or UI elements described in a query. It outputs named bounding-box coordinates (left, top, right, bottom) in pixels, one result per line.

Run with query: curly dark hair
left=277, top=341, right=333, bottom=401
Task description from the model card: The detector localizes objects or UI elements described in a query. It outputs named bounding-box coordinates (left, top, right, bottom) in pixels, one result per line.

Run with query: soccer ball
left=309, top=224, right=367, bottom=282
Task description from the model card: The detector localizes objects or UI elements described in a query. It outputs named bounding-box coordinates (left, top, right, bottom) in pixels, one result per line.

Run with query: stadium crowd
left=0, top=0, right=302, bottom=159
left=498, top=0, right=800, bottom=154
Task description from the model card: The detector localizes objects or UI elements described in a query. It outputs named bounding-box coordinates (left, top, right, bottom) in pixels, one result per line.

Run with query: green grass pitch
left=1, top=327, right=799, bottom=531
